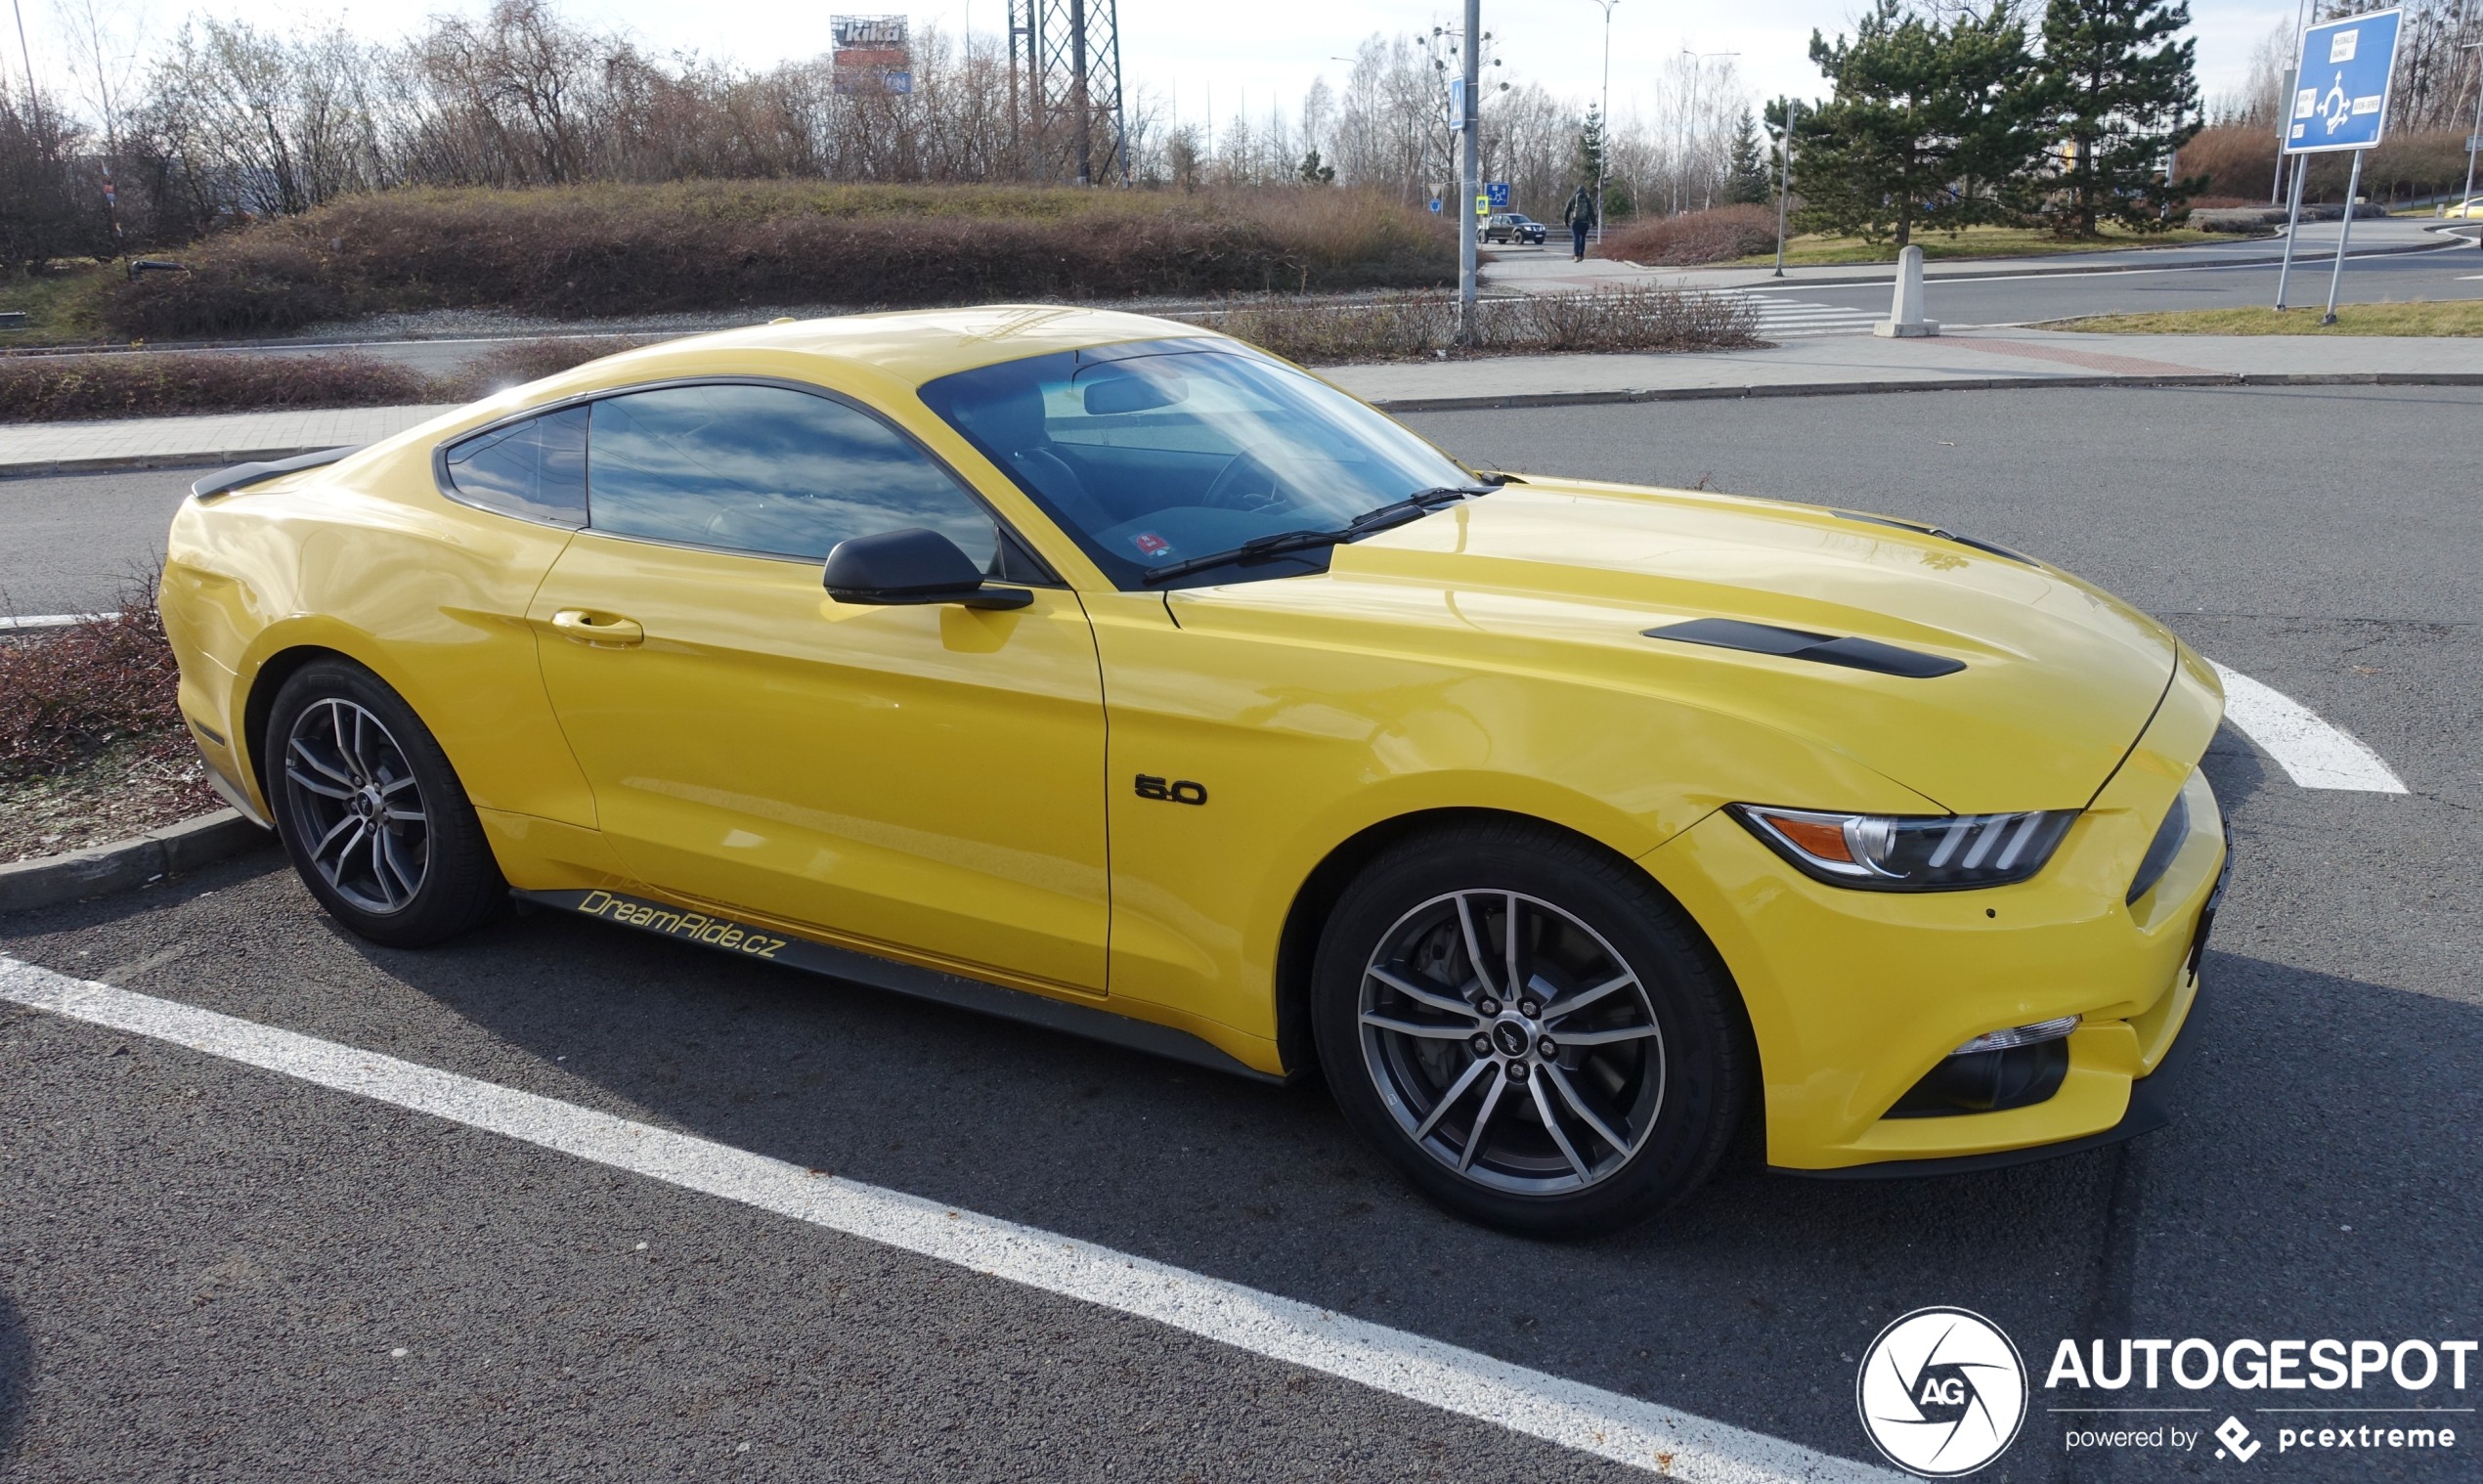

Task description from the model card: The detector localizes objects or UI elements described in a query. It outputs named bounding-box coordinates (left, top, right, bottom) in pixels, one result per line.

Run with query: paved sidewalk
left=4, top=328, right=2477, bottom=476
left=0, top=404, right=460, bottom=476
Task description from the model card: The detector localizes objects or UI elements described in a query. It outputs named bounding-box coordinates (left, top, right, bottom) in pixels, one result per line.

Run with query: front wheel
left=265, top=659, right=504, bottom=948
left=1311, top=823, right=1749, bottom=1237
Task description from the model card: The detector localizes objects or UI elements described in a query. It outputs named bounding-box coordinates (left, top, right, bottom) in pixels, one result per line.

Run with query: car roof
left=588, top=305, right=1220, bottom=388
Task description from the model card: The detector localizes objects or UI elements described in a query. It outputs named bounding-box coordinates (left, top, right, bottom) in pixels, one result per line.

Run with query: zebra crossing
left=1715, top=290, right=1886, bottom=339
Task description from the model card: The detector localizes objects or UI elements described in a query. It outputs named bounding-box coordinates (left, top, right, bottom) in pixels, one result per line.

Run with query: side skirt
left=513, top=888, right=1283, bottom=1085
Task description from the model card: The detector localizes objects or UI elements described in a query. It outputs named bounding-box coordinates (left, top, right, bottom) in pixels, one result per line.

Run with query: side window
left=586, top=383, right=998, bottom=568
left=441, top=407, right=588, bottom=527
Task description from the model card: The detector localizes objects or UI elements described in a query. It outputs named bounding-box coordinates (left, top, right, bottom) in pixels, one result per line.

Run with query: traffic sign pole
left=2273, top=154, right=2308, bottom=311
left=2276, top=10, right=2403, bottom=312
left=1456, top=0, right=1480, bottom=345
left=2321, top=150, right=2365, bottom=326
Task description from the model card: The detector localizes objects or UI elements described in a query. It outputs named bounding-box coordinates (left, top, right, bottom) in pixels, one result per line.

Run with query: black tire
left=1311, top=820, right=1748, bottom=1238
left=264, top=659, right=504, bottom=948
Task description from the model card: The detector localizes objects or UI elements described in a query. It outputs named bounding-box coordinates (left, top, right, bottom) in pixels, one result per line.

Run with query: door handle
left=550, top=609, right=644, bottom=646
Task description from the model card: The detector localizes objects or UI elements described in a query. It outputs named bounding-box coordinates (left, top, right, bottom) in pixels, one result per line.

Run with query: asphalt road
left=0, top=469, right=183, bottom=616
left=5, top=386, right=2478, bottom=1481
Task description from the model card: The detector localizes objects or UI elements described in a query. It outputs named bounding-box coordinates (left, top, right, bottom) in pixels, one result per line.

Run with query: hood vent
left=1642, top=618, right=1966, bottom=678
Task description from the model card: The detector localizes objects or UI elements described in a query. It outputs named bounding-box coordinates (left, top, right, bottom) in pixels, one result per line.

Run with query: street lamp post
left=10, top=0, right=35, bottom=105
left=2459, top=40, right=2482, bottom=229
left=1583, top=0, right=1616, bottom=243
left=1458, top=0, right=1480, bottom=344
left=1773, top=97, right=1798, bottom=278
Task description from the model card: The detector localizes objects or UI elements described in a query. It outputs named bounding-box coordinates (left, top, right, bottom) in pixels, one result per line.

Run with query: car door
left=527, top=379, right=1110, bottom=994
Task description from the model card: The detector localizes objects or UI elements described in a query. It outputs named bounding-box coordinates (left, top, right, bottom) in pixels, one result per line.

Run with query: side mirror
left=823, top=528, right=1032, bottom=610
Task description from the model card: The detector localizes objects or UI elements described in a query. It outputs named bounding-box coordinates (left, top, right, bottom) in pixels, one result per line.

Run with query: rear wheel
left=1311, top=822, right=1748, bottom=1237
left=265, top=659, right=503, bottom=947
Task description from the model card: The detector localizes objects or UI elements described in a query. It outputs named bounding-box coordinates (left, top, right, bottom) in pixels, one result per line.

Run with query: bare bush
left=0, top=589, right=186, bottom=779
left=1201, top=284, right=1762, bottom=365
left=1596, top=205, right=1779, bottom=266
left=0, top=350, right=430, bottom=420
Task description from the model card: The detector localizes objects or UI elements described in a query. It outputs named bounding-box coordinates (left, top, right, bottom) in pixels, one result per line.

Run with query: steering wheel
left=1199, top=451, right=1289, bottom=513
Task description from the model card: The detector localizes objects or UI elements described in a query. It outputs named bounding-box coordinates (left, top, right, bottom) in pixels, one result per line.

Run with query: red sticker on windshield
left=1133, top=532, right=1171, bottom=556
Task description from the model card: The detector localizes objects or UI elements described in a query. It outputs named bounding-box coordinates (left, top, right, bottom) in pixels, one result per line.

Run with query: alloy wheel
left=282, top=697, right=430, bottom=915
left=1358, top=889, right=1667, bottom=1196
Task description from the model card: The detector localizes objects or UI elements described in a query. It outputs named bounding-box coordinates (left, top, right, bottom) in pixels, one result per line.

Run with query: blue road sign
left=1428, top=197, right=1442, bottom=214
left=1486, top=182, right=1510, bottom=209
left=1447, top=77, right=1464, bottom=131
left=2287, top=10, right=2402, bottom=154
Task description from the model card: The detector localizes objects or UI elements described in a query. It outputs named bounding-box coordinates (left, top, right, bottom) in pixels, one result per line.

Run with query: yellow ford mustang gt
left=161, top=307, right=2228, bottom=1236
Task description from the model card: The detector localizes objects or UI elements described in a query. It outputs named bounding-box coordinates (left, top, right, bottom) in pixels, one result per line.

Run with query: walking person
left=1564, top=182, right=1598, bottom=261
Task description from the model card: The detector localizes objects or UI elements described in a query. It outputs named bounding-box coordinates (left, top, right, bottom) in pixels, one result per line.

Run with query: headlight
left=1729, top=805, right=2077, bottom=891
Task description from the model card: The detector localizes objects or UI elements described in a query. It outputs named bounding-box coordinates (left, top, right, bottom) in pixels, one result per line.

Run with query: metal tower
left=1008, top=0, right=1128, bottom=185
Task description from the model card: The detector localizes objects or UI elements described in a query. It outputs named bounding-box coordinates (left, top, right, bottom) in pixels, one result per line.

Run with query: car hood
left=1180, top=479, right=2179, bottom=814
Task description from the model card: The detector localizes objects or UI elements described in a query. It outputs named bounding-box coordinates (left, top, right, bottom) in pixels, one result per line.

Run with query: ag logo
left=1855, top=1307, right=2027, bottom=1477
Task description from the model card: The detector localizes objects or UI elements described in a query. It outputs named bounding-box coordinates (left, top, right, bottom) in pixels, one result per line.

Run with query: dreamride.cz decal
left=570, top=890, right=790, bottom=959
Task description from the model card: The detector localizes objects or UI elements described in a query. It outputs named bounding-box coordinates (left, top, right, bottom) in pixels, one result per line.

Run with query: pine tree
left=1794, top=0, right=2048, bottom=246
left=1298, top=148, right=1335, bottom=185
left=1573, top=105, right=1607, bottom=199
left=1725, top=109, right=1772, bottom=205
left=2036, top=0, right=2201, bottom=236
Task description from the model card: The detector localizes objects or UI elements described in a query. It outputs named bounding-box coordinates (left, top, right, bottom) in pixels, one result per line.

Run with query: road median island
left=82, top=183, right=1459, bottom=342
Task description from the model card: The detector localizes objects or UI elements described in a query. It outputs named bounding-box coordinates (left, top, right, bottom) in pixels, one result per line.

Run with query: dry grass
left=1198, top=285, right=1763, bottom=365
left=0, top=336, right=650, bottom=421
left=2047, top=300, right=2483, bottom=337
left=98, top=183, right=1458, bottom=340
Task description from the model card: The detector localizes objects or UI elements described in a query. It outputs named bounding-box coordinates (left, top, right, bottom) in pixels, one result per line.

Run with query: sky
left=15, top=0, right=2298, bottom=135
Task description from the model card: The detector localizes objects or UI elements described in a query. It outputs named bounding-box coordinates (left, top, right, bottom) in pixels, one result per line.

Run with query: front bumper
left=1641, top=670, right=2228, bottom=1173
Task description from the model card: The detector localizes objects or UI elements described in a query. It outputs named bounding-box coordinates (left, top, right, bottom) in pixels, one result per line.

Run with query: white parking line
left=2209, top=661, right=2408, bottom=793
left=0, top=956, right=1895, bottom=1484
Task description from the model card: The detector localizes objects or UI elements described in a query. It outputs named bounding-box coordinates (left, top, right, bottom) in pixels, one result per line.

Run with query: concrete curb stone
left=0, top=808, right=276, bottom=912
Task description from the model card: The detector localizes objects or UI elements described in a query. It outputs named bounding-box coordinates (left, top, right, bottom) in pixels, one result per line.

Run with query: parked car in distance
left=1482, top=213, right=1547, bottom=245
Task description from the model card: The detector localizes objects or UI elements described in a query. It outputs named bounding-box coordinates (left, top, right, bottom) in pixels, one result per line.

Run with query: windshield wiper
left=1138, top=485, right=1491, bottom=587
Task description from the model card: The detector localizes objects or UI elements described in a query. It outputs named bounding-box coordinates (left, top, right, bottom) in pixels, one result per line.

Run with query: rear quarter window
left=441, top=407, right=589, bottom=528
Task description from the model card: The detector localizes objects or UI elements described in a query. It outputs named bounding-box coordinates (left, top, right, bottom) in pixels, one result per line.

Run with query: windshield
left=918, top=339, right=1477, bottom=589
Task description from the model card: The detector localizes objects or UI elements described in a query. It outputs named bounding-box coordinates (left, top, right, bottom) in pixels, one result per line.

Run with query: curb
left=0, top=809, right=276, bottom=913
left=1369, top=371, right=2483, bottom=414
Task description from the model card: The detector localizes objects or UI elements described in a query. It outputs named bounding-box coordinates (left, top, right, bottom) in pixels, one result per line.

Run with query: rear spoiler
left=191, top=445, right=362, bottom=500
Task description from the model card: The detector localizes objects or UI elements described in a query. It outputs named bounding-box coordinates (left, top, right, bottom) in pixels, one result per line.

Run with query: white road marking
left=0, top=613, right=111, bottom=631
left=1708, top=290, right=1884, bottom=339
left=2209, top=661, right=2408, bottom=793
left=0, top=956, right=1894, bottom=1484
